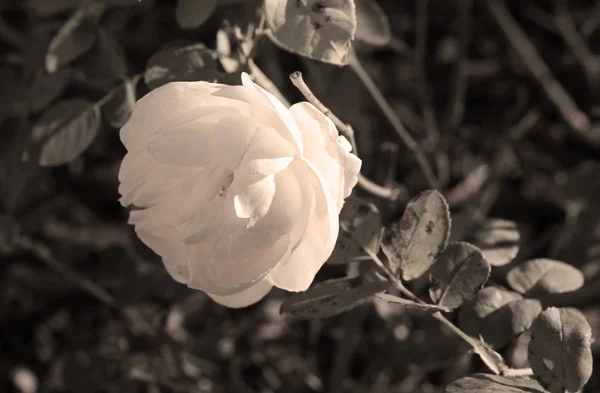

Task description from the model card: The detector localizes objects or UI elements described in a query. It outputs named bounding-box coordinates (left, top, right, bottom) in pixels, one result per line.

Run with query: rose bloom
left=118, top=73, right=361, bottom=308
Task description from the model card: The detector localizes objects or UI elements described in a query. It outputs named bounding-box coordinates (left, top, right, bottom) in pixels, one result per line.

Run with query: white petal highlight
left=206, top=276, right=273, bottom=308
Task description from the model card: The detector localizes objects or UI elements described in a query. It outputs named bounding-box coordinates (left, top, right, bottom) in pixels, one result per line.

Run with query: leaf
left=458, top=287, right=541, bottom=348
left=382, top=190, right=451, bottom=281
left=280, top=276, right=390, bottom=319
left=24, top=98, right=102, bottom=167
left=483, top=299, right=541, bottom=347
left=144, top=44, right=225, bottom=90
left=374, top=293, right=452, bottom=313
left=528, top=307, right=593, bottom=393
left=507, top=259, right=584, bottom=297
left=445, top=374, right=547, bottom=393
left=45, top=1, right=106, bottom=73
left=328, top=196, right=382, bottom=264
left=472, top=286, right=523, bottom=319
left=354, top=0, right=391, bottom=46
left=102, top=77, right=138, bottom=128
left=175, top=0, right=218, bottom=29
left=429, top=242, right=490, bottom=309
left=264, top=0, right=357, bottom=66
left=26, top=68, right=73, bottom=113
left=469, top=218, right=520, bottom=267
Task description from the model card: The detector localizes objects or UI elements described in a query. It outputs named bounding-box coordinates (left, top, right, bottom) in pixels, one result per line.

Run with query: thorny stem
left=288, top=71, right=403, bottom=201
left=348, top=48, right=440, bottom=189
left=371, top=252, right=533, bottom=377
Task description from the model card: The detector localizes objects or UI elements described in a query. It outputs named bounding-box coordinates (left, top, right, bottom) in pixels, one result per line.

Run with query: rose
left=118, top=73, right=361, bottom=308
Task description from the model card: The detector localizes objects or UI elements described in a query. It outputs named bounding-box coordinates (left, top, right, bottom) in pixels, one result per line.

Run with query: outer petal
left=240, top=72, right=304, bottom=154
left=289, top=102, right=361, bottom=211
left=206, top=276, right=273, bottom=308
left=121, top=81, right=250, bottom=153
left=268, top=159, right=340, bottom=291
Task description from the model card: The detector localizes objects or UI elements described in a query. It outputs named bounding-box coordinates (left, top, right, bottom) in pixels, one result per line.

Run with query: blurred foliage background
left=0, top=0, right=599, bottom=392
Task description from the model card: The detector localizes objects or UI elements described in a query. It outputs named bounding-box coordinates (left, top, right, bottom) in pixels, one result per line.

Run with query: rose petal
left=240, top=72, right=304, bottom=154
left=186, top=228, right=291, bottom=292
left=206, top=276, right=273, bottom=308
left=238, top=126, right=297, bottom=177
left=268, top=159, right=339, bottom=291
left=122, top=83, right=249, bottom=153
left=147, top=121, right=216, bottom=167
left=211, top=115, right=259, bottom=171
left=180, top=165, right=233, bottom=222
left=289, top=102, right=361, bottom=211
left=233, top=174, right=276, bottom=227
left=121, top=81, right=218, bottom=151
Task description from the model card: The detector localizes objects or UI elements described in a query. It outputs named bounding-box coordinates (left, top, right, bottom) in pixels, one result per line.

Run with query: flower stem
left=288, top=71, right=403, bottom=202
left=371, top=252, right=517, bottom=375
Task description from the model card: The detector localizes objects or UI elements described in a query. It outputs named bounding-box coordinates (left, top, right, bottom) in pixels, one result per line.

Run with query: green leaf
left=382, top=190, right=451, bottom=281
left=175, top=0, right=218, bottom=29
left=528, top=307, right=593, bottom=393
left=458, top=286, right=541, bottom=348
left=445, top=374, right=546, bottom=393
left=507, top=259, right=584, bottom=297
left=354, top=0, right=391, bottom=47
left=469, top=218, right=520, bottom=267
left=45, top=1, right=106, bottom=73
left=144, top=43, right=224, bottom=90
left=24, top=98, right=102, bottom=167
left=264, top=0, right=357, bottom=66
left=102, top=76, right=139, bottom=128
left=280, top=276, right=390, bottom=319
left=374, top=293, right=452, bottom=313
left=429, top=242, right=490, bottom=309
left=328, top=196, right=383, bottom=264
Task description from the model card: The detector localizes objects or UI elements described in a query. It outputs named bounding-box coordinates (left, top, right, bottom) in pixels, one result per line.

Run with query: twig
left=0, top=17, right=29, bottom=49
left=388, top=36, right=413, bottom=57
left=446, top=0, right=472, bottom=128
left=414, top=0, right=440, bottom=149
left=248, top=59, right=291, bottom=107
left=17, top=236, right=116, bottom=306
left=553, top=0, right=600, bottom=92
left=486, top=0, right=596, bottom=145
left=445, top=164, right=491, bottom=208
left=520, top=3, right=558, bottom=33
left=369, top=253, right=511, bottom=375
left=380, top=142, right=400, bottom=187
left=581, top=1, right=600, bottom=37
left=289, top=71, right=404, bottom=201
left=348, top=49, right=440, bottom=189
left=508, top=108, right=542, bottom=140
left=502, top=368, right=534, bottom=377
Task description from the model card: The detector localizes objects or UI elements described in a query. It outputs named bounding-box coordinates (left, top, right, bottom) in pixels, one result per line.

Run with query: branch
left=348, top=49, right=440, bottom=189
left=486, top=0, right=599, bottom=147
left=289, top=71, right=403, bottom=201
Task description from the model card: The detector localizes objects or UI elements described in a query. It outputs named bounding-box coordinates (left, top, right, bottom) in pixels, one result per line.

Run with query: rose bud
left=118, top=72, right=361, bottom=308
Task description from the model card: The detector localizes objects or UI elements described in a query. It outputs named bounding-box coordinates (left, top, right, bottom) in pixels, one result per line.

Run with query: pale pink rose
left=118, top=73, right=361, bottom=308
